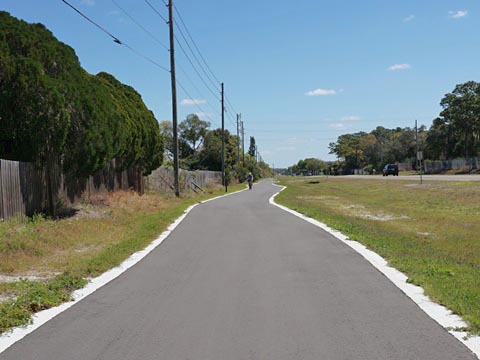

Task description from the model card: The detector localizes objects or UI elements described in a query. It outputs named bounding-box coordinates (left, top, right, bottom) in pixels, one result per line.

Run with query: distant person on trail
left=247, top=172, right=254, bottom=190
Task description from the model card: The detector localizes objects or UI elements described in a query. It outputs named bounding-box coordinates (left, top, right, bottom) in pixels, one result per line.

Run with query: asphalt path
left=0, top=180, right=476, bottom=359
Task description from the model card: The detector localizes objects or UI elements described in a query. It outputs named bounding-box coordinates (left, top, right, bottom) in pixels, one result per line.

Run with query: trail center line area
left=0, top=180, right=476, bottom=360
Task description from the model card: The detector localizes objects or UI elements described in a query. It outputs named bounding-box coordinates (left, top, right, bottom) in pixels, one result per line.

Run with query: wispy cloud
left=194, top=112, right=212, bottom=118
left=403, top=14, right=415, bottom=22
left=329, top=123, right=347, bottom=130
left=387, top=63, right=411, bottom=71
left=449, top=10, right=468, bottom=19
left=81, top=0, right=95, bottom=6
left=305, top=88, right=337, bottom=96
left=341, top=116, right=361, bottom=121
left=180, top=99, right=206, bottom=105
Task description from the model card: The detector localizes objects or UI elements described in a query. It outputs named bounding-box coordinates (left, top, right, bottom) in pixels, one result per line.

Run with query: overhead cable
left=111, top=0, right=169, bottom=51
left=176, top=80, right=221, bottom=128
left=173, top=4, right=221, bottom=85
left=144, top=0, right=168, bottom=24
left=174, top=18, right=219, bottom=92
left=61, top=0, right=170, bottom=73
left=175, top=37, right=220, bottom=101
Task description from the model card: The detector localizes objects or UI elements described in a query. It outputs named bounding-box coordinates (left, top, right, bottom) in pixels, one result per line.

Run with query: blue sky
left=2, top=0, right=480, bottom=167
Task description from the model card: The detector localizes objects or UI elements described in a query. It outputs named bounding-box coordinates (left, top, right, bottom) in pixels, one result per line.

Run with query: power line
left=170, top=3, right=240, bottom=130
left=170, top=4, right=237, bottom=129
left=172, top=39, right=229, bottom=126
left=61, top=0, right=170, bottom=72
left=224, top=109, right=237, bottom=127
left=173, top=17, right=219, bottom=93
left=142, top=0, right=222, bottom=117
left=144, top=0, right=168, bottom=24
left=176, top=64, right=222, bottom=118
left=176, top=79, right=221, bottom=128
left=65, top=0, right=236, bottom=131
left=109, top=0, right=221, bottom=124
left=111, top=0, right=169, bottom=51
left=249, top=129, right=361, bottom=134
left=173, top=4, right=221, bottom=85
left=62, top=0, right=120, bottom=43
left=224, top=95, right=238, bottom=115
left=175, top=36, right=220, bottom=101
left=139, top=0, right=232, bottom=132
left=122, top=43, right=170, bottom=72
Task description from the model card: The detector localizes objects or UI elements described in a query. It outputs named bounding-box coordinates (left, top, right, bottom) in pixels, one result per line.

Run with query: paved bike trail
left=0, top=180, right=476, bottom=359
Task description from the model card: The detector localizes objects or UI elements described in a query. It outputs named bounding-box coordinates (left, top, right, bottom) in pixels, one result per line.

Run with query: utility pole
left=415, top=120, right=423, bottom=184
left=221, top=82, right=225, bottom=190
left=236, top=114, right=240, bottom=167
left=241, top=120, right=245, bottom=163
left=168, top=0, right=179, bottom=197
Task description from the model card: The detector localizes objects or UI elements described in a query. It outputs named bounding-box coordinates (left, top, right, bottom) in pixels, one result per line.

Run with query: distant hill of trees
left=0, top=11, right=163, bottom=178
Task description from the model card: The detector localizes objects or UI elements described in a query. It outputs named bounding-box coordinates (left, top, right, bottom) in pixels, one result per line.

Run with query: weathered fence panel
left=146, top=166, right=222, bottom=194
left=424, top=157, right=479, bottom=174
left=1, top=159, right=222, bottom=221
left=0, top=160, right=26, bottom=220
left=0, top=159, right=145, bottom=221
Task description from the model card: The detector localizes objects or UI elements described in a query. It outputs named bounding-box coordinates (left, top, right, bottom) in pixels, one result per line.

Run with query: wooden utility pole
left=221, top=83, right=225, bottom=190
left=415, top=119, right=423, bottom=184
left=168, top=0, right=179, bottom=196
left=236, top=114, right=240, bottom=167
left=241, top=120, right=245, bottom=163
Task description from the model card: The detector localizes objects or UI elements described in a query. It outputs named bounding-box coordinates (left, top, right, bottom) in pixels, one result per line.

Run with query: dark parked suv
left=383, top=164, right=399, bottom=176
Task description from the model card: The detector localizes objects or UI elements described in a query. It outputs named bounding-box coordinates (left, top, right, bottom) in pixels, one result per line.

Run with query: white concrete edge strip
left=0, top=187, right=247, bottom=354
left=269, top=184, right=480, bottom=359
left=200, top=186, right=248, bottom=203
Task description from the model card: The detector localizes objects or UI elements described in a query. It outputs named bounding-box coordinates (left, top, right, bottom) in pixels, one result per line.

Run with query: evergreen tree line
left=327, top=81, right=480, bottom=174
left=0, top=12, right=163, bottom=178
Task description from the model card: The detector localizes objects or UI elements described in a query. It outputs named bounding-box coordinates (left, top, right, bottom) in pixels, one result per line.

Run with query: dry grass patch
left=0, top=188, right=225, bottom=277
left=0, top=183, right=244, bottom=333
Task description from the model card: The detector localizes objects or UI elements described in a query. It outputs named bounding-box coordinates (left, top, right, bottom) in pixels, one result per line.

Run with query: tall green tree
left=179, top=114, right=210, bottom=156
left=440, top=81, right=480, bottom=159
left=196, top=129, right=237, bottom=171
left=425, top=117, right=452, bottom=160
left=248, top=136, right=256, bottom=158
left=329, top=132, right=367, bottom=171
left=159, top=120, right=173, bottom=159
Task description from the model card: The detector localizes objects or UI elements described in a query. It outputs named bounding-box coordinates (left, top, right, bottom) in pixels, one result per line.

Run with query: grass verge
left=275, top=176, right=480, bottom=334
left=0, top=183, right=245, bottom=334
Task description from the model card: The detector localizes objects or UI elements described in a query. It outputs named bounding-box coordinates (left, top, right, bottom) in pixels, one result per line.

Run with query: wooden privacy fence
left=0, top=159, right=44, bottom=221
left=1, top=159, right=222, bottom=221
left=146, top=166, right=222, bottom=194
left=0, top=159, right=144, bottom=221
